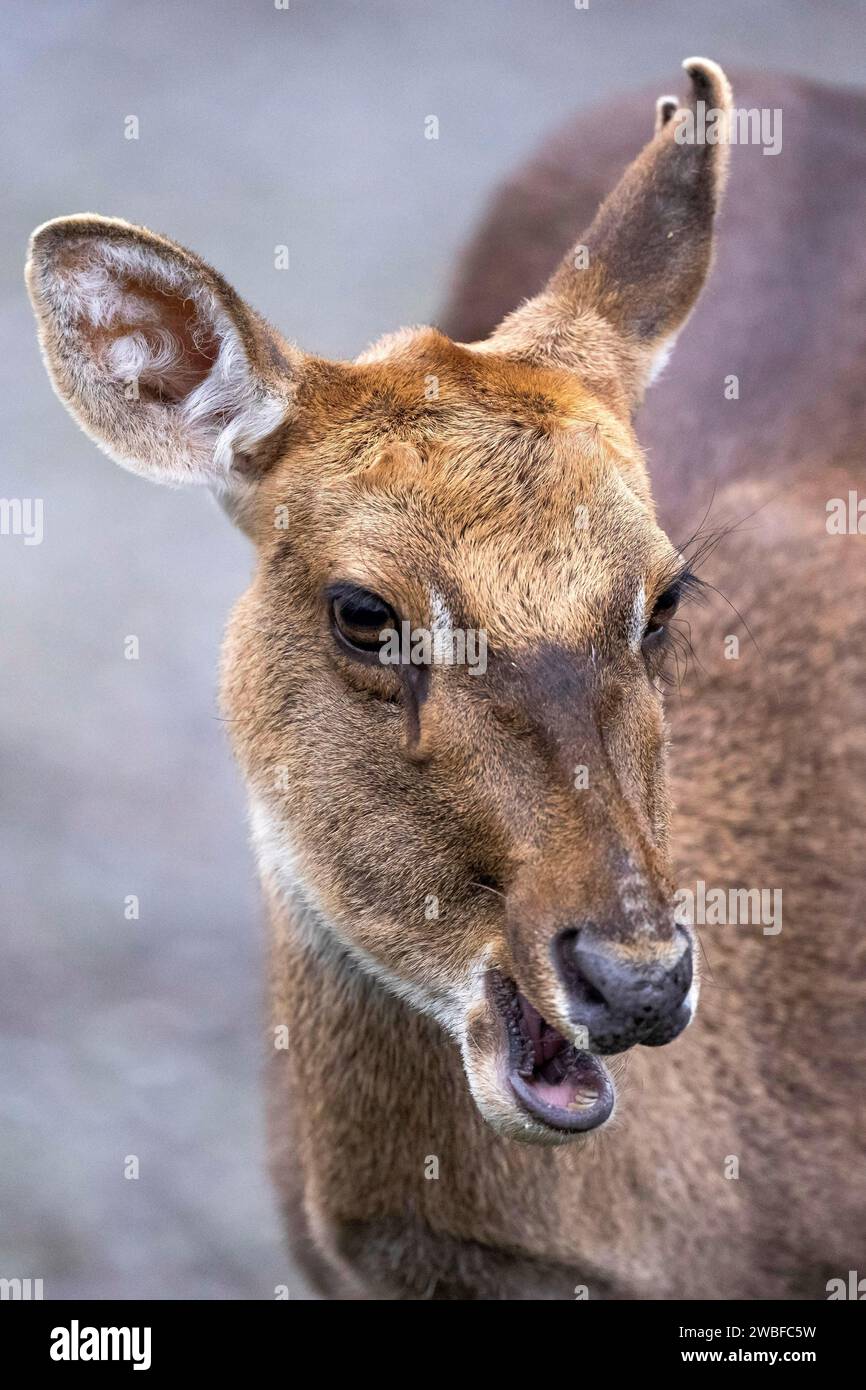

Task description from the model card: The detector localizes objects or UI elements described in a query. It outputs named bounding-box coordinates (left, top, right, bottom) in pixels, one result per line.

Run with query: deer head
left=27, top=59, right=731, bottom=1144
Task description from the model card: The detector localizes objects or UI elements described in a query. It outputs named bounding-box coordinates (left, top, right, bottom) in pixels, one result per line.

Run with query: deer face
left=27, top=59, right=730, bottom=1144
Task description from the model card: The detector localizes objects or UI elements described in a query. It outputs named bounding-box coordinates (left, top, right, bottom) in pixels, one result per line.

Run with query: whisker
left=471, top=880, right=507, bottom=901
left=694, top=929, right=734, bottom=989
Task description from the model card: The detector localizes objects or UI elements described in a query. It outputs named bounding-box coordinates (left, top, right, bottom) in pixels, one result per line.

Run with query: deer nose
left=554, top=926, right=693, bottom=1054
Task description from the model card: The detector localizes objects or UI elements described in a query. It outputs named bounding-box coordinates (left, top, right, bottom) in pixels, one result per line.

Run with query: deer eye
left=643, top=581, right=681, bottom=641
left=329, top=585, right=397, bottom=657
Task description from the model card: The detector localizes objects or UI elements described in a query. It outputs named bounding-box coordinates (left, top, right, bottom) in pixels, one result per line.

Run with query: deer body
left=27, top=63, right=865, bottom=1300
left=363, top=69, right=866, bottom=1299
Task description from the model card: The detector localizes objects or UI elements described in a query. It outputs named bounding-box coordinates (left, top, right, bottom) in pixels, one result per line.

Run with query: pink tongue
left=529, top=1073, right=586, bottom=1109
left=518, top=991, right=602, bottom=1111
left=519, top=993, right=567, bottom=1065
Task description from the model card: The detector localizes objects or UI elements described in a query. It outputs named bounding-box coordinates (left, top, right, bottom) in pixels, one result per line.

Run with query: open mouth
left=489, top=972, right=614, bottom=1133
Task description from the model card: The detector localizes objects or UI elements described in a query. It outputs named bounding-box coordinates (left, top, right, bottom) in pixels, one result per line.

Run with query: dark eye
left=644, top=582, right=681, bottom=641
left=329, top=585, right=397, bottom=657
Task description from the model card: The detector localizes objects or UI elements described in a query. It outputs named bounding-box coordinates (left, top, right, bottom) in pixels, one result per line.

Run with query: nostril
left=555, top=927, right=613, bottom=1010
left=554, top=924, right=694, bottom=1048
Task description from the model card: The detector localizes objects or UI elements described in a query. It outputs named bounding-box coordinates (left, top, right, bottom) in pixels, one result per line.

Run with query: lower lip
left=508, top=1059, right=615, bottom=1133
left=489, top=971, right=615, bottom=1133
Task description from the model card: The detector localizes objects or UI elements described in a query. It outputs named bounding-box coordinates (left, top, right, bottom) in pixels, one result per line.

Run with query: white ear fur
left=26, top=216, right=297, bottom=489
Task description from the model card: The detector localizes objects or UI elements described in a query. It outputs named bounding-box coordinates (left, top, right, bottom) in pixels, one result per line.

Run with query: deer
left=26, top=56, right=865, bottom=1300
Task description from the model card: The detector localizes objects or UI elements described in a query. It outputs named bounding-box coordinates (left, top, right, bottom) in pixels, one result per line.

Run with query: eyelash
left=644, top=568, right=703, bottom=636
left=642, top=568, right=707, bottom=691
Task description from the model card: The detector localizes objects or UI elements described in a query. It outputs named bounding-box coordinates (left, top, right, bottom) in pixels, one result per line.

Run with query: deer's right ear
left=26, top=215, right=304, bottom=490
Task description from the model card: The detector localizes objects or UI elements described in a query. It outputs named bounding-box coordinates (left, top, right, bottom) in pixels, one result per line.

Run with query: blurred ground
left=2, top=0, right=864, bottom=1300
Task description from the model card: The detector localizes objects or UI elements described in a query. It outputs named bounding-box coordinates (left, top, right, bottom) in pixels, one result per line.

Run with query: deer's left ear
left=485, top=58, right=732, bottom=412
left=26, top=215, right=304, bottom=491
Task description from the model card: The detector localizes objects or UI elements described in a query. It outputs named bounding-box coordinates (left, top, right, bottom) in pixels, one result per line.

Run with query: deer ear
left=485, top=58, right=732, bottom=411
left=26, top=215, right=303, bottom=490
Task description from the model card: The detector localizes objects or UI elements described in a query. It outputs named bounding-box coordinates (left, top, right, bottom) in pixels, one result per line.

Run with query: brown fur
left=25, top=60, right=865, bottom=1299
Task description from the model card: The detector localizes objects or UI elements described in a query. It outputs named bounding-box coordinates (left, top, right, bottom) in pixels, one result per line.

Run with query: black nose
left=555, top=926, right=693, bottom=1054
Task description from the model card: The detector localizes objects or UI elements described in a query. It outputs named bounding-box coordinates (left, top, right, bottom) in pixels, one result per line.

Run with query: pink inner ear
left=32, top=223, right=291, bottom=483
left=51, top=237, right=221, bottom=405
left=93, top=280, right=220, bottom=404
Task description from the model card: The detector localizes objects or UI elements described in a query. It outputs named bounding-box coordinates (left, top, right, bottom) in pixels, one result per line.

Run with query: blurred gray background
left=2, top=0, right=864, bottom=1300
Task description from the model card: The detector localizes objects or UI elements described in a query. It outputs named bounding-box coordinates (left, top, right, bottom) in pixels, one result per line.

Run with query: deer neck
left=265, top=882, right=579, bottom=1272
